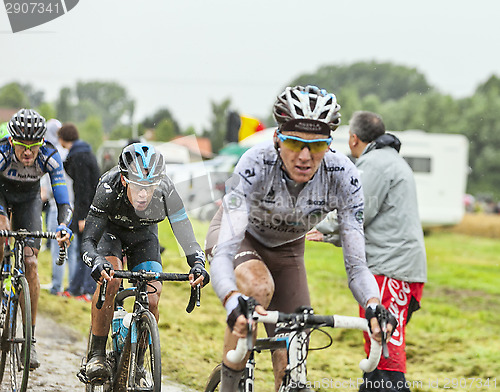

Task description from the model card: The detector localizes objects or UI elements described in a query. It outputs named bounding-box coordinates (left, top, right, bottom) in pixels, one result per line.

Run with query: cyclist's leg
left=125, top=225, right=163, bottom=321
left=222, top=239, right=275, bottom=391
left=207, top=211, right=275, bottom=392
left=86, top=230, right=124, bottom=380
left=90, top=254, right=123, bottom=334
left=11, top=197, right=44, bottom=369
left=259, top=237, right=311, bottom=391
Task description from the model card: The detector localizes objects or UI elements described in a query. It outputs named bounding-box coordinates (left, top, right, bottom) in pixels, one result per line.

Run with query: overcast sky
left=1, top=0, right=499, bottom=131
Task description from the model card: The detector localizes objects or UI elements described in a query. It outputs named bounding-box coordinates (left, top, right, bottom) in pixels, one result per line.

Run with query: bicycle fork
left=242, top=352, right=255, bottom=392
left=280, top=330, right=308, bottom=391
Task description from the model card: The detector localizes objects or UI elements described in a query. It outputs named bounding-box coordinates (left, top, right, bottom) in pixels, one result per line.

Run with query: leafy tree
left=56, top=87, right=73, bottom=122
left=141, top=108, right=180, bottom=135
left=0, top=82, right=28, bottom=108
left=458, top=90, right=500, bottom=197
left=18, top=83, right=45, bottom=107
left=182, top=126, right=196, bottom=136
left=155, top=119, right=176, bottom=142
left=109, top=124, right=133, bottom=140
left=78, top=115, right=104, bottom=153
left=202, top=98, right=231, bottom=154
left=73, top=81, right=134, bottom=134
left=475, top=75, right=500, bottom=95
left=290, top=61, right=433, bottom=103
left=37, top=102, right=56, bottom=120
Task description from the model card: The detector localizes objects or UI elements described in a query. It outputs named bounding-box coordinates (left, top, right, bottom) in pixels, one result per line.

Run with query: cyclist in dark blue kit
left=0, top=109, right=73, bottom=369
left=81, top=142, right=209, bottom=382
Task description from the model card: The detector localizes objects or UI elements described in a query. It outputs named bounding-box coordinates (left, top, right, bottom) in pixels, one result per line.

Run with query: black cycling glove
left=189, top=264, right=210, bottom=286
left=227, top=296, right=260, bottom=331
left=365, top=304, right=398, bottom=333
left=187, top=250, right=209, bottom=286
left=91, top=258, right=113, bottom=283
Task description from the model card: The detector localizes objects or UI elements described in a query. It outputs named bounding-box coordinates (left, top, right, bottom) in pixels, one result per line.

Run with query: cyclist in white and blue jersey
left=0, top=109, right=73, bottom=369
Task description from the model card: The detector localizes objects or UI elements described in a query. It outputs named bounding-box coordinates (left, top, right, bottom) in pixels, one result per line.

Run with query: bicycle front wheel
left=204, top=363, right=246, bottom=392
left=0, top=276, right=32, bottom=392
left=204, top=363, right=222, bottom=392
left=126, top=311, right=161, bottom=392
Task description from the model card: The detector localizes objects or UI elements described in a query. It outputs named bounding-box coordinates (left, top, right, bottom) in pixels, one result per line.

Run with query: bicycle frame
left=223, top=310, right=382, bottom=392
left=79, top=269, right=201, bottom=392
left=0, top=229, right=67, bottom=392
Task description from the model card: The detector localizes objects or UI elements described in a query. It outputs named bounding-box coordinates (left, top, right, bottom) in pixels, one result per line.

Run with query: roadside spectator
left=41, top=119, right=78, bottom=295
left=58, top=123, right=101, bottom=302
left=307, top=111, right=427, bottom=392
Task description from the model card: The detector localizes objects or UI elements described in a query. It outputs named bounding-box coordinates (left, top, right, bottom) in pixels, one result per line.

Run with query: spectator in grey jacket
left=307, top=111, right=427, bottom=392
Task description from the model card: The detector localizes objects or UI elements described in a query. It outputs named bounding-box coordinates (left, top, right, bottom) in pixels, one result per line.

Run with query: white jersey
left=211, top=141, right=380, bottom=306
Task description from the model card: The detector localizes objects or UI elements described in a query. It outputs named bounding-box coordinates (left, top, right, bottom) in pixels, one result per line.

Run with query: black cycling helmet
left=273, top=85, right=341, bottom=131
left=119, top=143, right=165, bottom=183
left=8, top=109, right=47, bottom=141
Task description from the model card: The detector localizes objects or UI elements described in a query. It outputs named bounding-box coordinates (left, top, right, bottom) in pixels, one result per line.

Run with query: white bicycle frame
left=227, top=312, right=382, bottom=391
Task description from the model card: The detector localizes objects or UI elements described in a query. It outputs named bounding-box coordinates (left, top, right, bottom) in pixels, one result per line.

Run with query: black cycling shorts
left=96, top=221, right=163, bottom=272
left=0, top=191, right=43, bottom=249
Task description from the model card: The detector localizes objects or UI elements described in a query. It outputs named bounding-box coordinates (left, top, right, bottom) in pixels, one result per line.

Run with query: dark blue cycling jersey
left=0, top=138, right=72, bottom=226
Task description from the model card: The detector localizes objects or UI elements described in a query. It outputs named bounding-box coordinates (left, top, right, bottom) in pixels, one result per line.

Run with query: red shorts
left=359, top=275, right=424, bottom=373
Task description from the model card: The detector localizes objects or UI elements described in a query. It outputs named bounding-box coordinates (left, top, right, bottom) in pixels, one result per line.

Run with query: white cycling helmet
left=8, top=108, right=47, bottom=141
left=273, top=85, right=341, bottom=131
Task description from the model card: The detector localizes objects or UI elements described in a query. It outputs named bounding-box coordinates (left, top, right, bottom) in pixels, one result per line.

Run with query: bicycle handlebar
left=95, top=270, right=201, bottom=313
left=0, top=229, right=68, bottom=266
left=226, top=311, right=381, bottom=373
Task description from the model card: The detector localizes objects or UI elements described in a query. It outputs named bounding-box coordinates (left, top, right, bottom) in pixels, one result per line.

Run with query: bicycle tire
left=125, top=311, right=161, bottom=392
left=204, top=363, right=247, bottom=392
left=204, top=363, right=222, bottom=392
left=0, top=276, right=32, bottom=392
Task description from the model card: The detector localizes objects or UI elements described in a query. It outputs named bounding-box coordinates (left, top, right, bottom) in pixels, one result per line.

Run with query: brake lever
left=186, top=269, right=202, bottom=313
left=96, top=266, right=111, bottom=310
left=244, top=297, right=256, bottom=351
left=380, top=314, right=389, bottom=359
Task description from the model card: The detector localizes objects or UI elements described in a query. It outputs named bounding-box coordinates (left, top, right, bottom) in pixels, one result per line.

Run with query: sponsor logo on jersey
left=325, top=166, right=345, bottom=172
left=354, top=209, right=364, bottom=224
left=307, top=199, right=326, bottom=206
left=238, top=168, right=256, bottom=185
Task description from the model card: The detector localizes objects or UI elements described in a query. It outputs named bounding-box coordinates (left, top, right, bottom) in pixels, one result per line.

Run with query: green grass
left=37, top=223, right=500, bottom=391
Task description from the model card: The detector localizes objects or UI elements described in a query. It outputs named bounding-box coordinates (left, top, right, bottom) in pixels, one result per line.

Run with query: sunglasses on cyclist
left=124, top=177, right=161, bottom=192
left=277, top=132, right=332, bottom=153
left=11, top=139, right=44, bottom=151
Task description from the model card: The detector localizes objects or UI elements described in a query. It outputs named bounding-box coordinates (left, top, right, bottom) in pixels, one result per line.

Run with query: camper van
left=240, top=126, right=470, bottom=228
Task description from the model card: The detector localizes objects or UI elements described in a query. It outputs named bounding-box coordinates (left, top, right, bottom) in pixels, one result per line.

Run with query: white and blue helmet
left=119, top=143, right=165, bottom=183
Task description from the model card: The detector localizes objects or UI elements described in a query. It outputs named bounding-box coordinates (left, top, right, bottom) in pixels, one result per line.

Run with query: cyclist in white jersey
left=207, top=86, right=397, bottom=392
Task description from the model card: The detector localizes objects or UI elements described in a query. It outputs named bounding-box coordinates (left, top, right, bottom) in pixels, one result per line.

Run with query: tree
left=155, top=119, right=176, bottom=142
left=0, top=82, right=28, bottom=108
left=290, top=61, right=433, bottom=103
left=202, top=98, right=231, bottom=154
left=56, top=87, right=73, bottom=122
left=73, top=81, right=134, bottom=134
left=78, top=115, right=104, bottom=153
left=19, top=83, right=45, bottom=107
left=109, top=124, right=133, bottom=140
left=458, top=91, right=500, bottom=197
left=141, top=108, right=180, bottom=135
left=37, top=102, right=57, bottom=120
